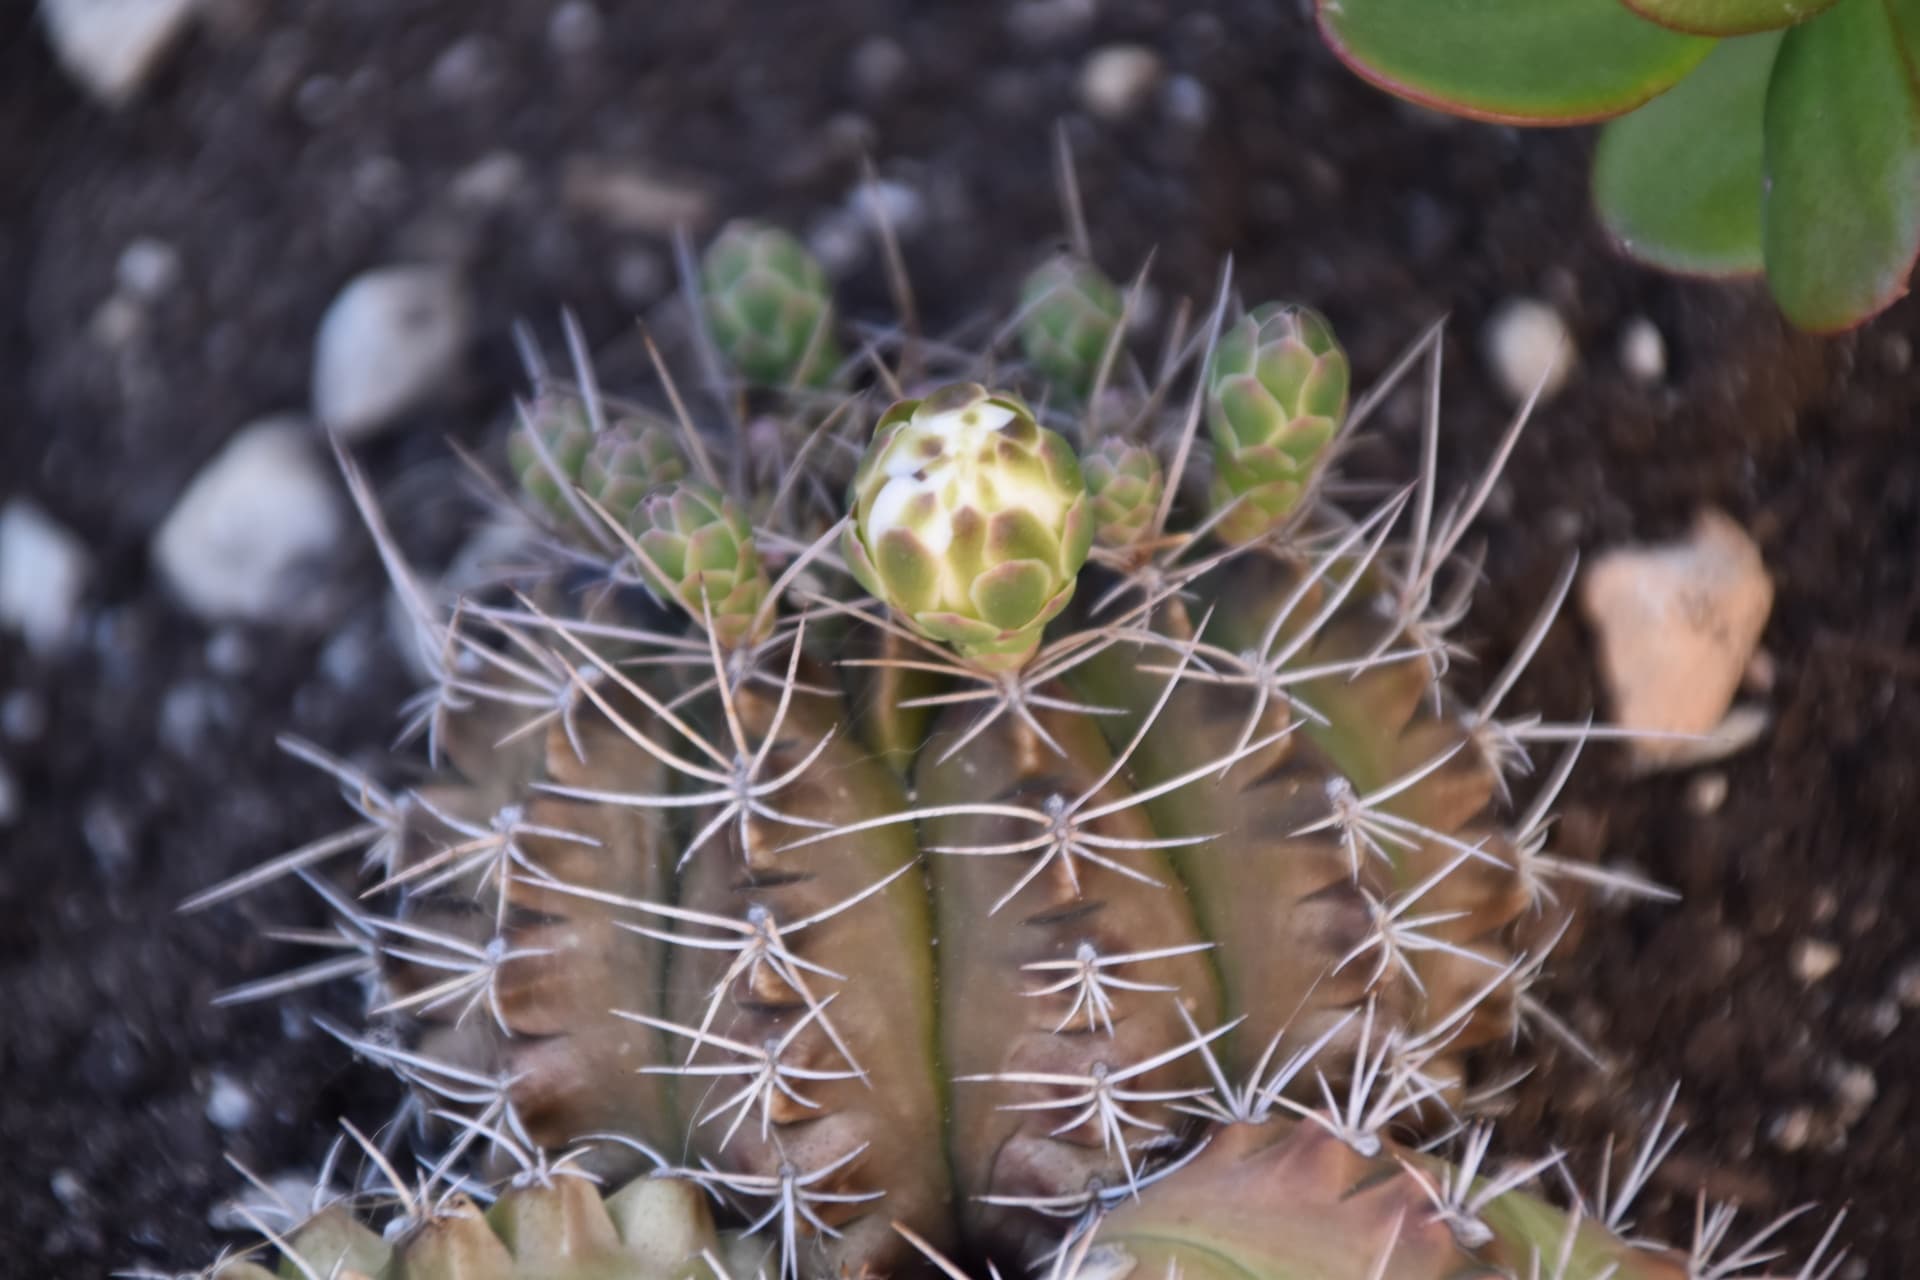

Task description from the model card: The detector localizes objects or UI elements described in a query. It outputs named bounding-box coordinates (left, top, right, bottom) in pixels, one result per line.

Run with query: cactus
left=175, top=223, right=1845, bottom=1280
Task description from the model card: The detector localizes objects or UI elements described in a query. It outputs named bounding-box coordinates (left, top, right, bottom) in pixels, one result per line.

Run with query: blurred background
left=2, top=1, right=1915, bottom=1274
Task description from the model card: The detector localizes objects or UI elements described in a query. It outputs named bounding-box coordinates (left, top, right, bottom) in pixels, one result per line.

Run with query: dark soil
left=4, top=2, right=1915, bottom=1276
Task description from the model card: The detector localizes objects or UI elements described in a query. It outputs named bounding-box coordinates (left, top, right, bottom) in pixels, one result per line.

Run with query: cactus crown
left=173, top=201, right=1845, bottom=1280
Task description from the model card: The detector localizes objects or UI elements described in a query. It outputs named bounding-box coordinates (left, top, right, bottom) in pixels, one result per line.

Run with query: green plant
left=169, top=218, right=1842, bottom=1280
left=1316, top=0, right=1920, bottom=331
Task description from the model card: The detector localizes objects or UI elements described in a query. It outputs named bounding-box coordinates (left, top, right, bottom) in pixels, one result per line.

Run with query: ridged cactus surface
left=178, top=221, right=1843, bottom=1280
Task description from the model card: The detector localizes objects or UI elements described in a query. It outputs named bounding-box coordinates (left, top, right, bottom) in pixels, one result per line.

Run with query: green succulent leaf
left=1762, top=0, right=1920, bottom=330
left=1592, top=31, right=1781, bottom=277
left=1315, top=0, right=1716, bottom=123
left=1621, top=0, right=1843, bottom=36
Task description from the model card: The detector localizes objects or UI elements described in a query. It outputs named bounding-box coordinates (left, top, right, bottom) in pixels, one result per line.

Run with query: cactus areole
left=176, top=222, right=1840, bottom=1280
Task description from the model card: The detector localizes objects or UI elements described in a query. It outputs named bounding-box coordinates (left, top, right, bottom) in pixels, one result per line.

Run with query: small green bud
left=701, top=220, right=842, bottom=388
left=580, top=418, right=688, bottom=528
left=628, top=482, right=770, bottom=649
left=1082, top=438, right=1165, bottom=550
left=1018, top=254, right=1125, bottom=400
left=1205, top=303, right=1348, bottom=543
left=843, top=382, right=1092, bottom=673
left=508, top=395, right=595, bottom=525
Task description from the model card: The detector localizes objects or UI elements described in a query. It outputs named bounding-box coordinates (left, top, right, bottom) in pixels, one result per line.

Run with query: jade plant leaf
left=1315, top=0, right=1716, bottom=123
left=1592, top=32, right=1782, bottom=277
left=1762, top=0, right=1920, bottom=330
left=1620, top=0, right=1843, bottom=36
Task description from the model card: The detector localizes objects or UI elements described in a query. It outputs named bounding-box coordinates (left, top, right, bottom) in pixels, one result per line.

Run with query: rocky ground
left=3, top=1, right=1916, bottom=1275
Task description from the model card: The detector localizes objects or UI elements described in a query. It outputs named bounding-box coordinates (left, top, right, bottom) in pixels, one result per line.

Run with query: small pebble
left=1618, top=316, right=1666, bottom=384
left=82, top=796, right=136, bottom=877
left=1483, top=297, right=1575, bottom=406
left=312, top=266, right=469, bottom=440
left=1, top=690, right=47, bottom=743
left=1579, top=509, right=1774, bottom=771
left=449, top=150, right=526, bottom=210
left=1892, top=960, right=1920, bottom=1009
left=41, top=0, right=202, bottom=107
left=1007, top=0, right=1094, bottom=46
left=204, top=1071, right=254, bottom=1132
left=1079, top=45, right=1162, bottom=121
left=1827, top=1062, right=1877, bottom=1128
left=1862, top=1000, right=1901, bottom=1039
left=160, top=679, right=231, bottom=757
left=152, top=416, right=346, bottom=624
left=428, top=34, right=499, bottom=100
left=546, top=0, right=603, bottom=56
left=49, top=1169, right=88, bottom=1212
left=850, top=35, right=909, bottom=102
left=1768, top=1105, right=1814, bottom=1153
left=0, top=500, right=92, bottom=656
left=1684, top=771, right=1728, bottom=815
left=203, top=627, right=253, bottom=676
left=612, top=247, right=667, bottom=306
left=849, top=178, right=926, bottom=238
left=1791, top=938, right=1842, bottom=985
left=1162, top=74, right=1211, bottom=128
left=116, top=236, right=183, bottom=301
left=563, top=157, right=712, bottom=234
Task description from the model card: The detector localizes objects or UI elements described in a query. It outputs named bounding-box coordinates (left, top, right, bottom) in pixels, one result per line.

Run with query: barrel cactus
left=176, top=227, right=1843, bottom=1280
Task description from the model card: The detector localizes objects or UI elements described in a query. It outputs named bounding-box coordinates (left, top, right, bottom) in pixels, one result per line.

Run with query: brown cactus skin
left=915, top=699, right=1221, bottom=1260
left=663, top=668, right=953, bottom=1277
left=381, top=691, right=680, bottom=1179
left=1071, top=543, right=1544, bottom=1095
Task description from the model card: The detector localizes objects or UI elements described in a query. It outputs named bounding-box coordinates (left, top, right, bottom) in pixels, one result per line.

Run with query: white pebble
left=116, top=236, right=182, bottom=302
left=41, top=0, right=202, bottom=108
left=204, top=1071, right=253, bottom=1132
left=1079, top=45, right=1163, bottom=121
left=152, top=417, right=346, bottom=624
left=1579, top=509, right=1774, bottom=771
left=849, top=178, right=926, bottom=238
left=0, top=500, right=92, bottom=655
left=1483, top=297, right=1575, bottom=406
left=1791, top=938, right=1842, bottom=985
left=1619, top=316, right=1666, bottom=384
left=1684, top=771, right=1728, bottom=815
left=312, top=266, right=469, bottom=440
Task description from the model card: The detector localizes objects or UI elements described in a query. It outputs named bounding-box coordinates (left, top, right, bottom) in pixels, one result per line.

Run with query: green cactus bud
left=1018, top=253, right=1125, bottom=400
left=843, top=382, right=1092, bottom=673
left=1205, top=302, right=1349, bottom=543
left=1082, top=436, right=1164, bottom=549
left=508, top=395, right=596, bottom=524
left=628, top=482, right=771, bottom=649
left=701, top=220, right=842, bottom=389
left=580, top=417, right=689, bottom=528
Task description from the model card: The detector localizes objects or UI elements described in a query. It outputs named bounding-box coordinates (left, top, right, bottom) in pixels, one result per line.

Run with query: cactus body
left=180, top=224, right=1833, bottom=1280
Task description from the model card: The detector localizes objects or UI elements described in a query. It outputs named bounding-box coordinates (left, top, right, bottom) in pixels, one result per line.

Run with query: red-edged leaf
left=1316, top=0, right=1715, bottom=124
left=1592, top=32, right=1782, bottom=277
left=1762, top=0, right=1920, bottom=330
left=1621, top=0, right=1842, bottom=36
